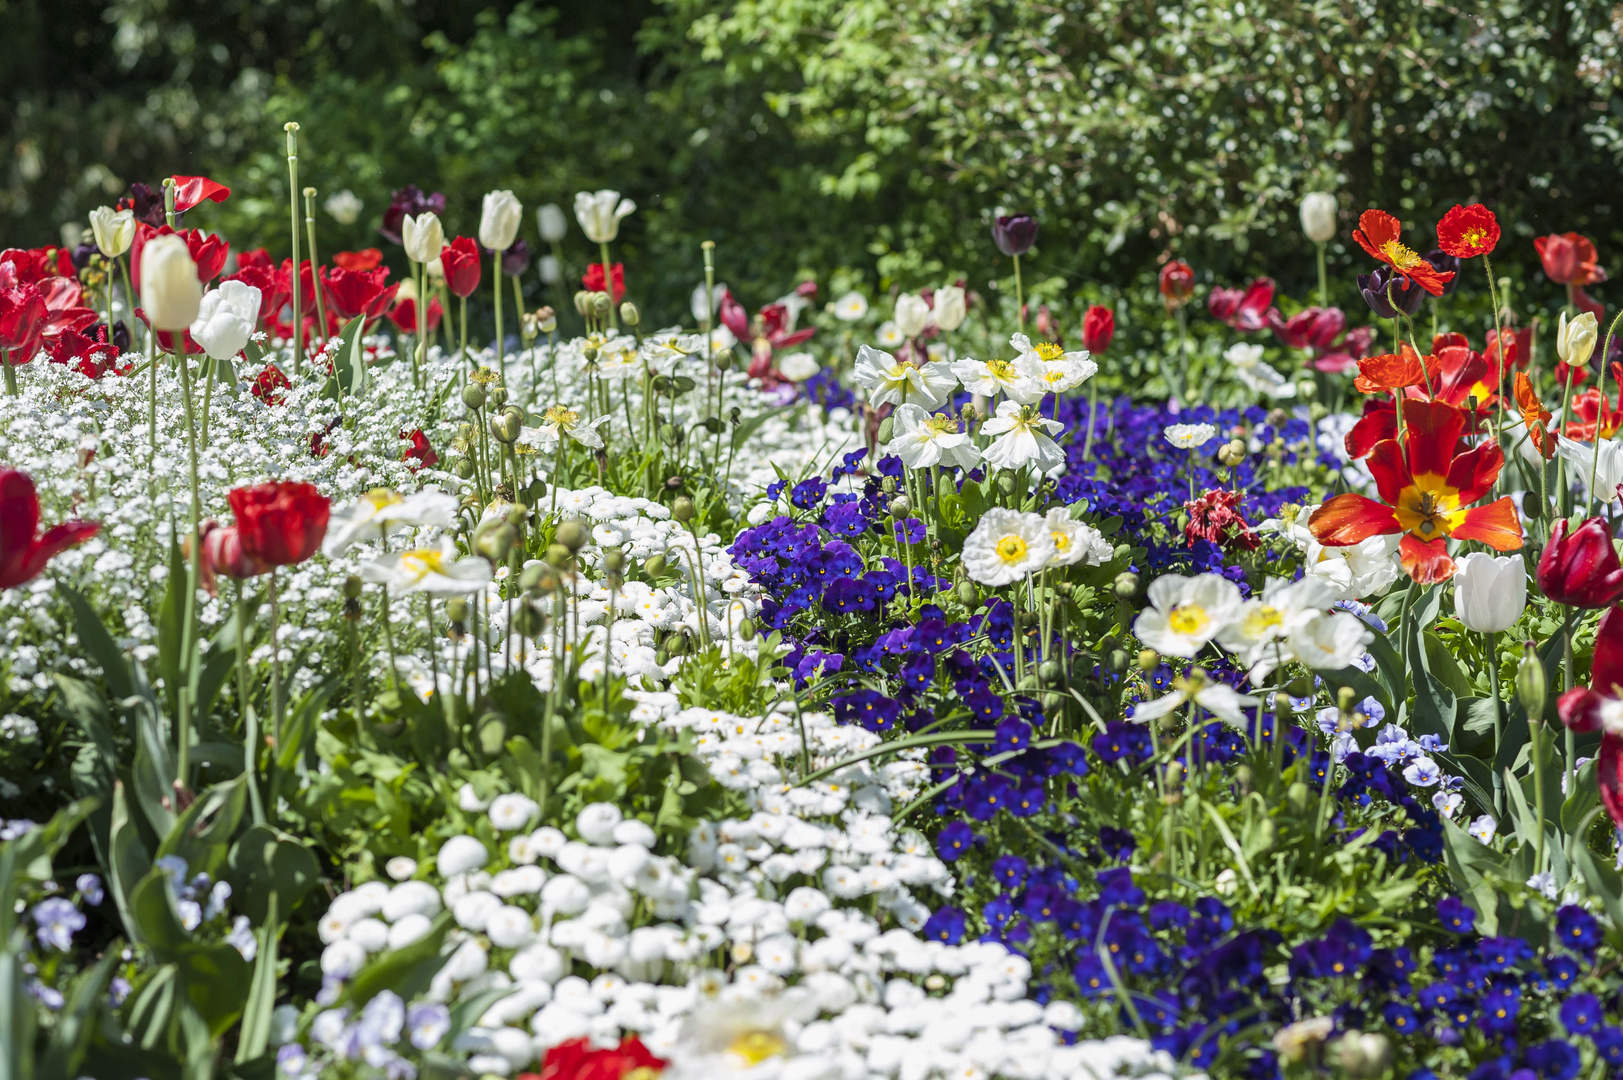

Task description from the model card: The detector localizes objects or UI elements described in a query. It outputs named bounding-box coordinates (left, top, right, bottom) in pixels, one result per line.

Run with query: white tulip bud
left=479, top=189, right=523, bottom=252
left=1300, top=192, right=1338, bottom=244
left=894, top=293, right=930, bottom=338
left=324, top=189, right=363, bottom=225
left=89, top=206, right=135, bottom=259
left=1557, top=310, right=1599, bottom=371
left=537, top=203, right=568, bottom=243
left=932, top=286, right=967, bottom=332
left=1453, top=552, right=1527, bottom=633
left=189, top=279, right=261, bottom=360
left=539, top=255, right=562, bottom=286
left=141, top=234, right=203, bottom=331
left=402, top=212, right=445, bottom=265
left=573, top=190, right=635, bottom=244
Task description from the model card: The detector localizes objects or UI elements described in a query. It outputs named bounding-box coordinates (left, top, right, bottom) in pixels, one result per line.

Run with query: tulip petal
left=1593, top=605, right=1623, bottom=696
left=1399, top=534, right=1456, bottom=584
left=1309, top=494, right=1399, bottom=547
left=1444, top=442, right=1505, bottom=506
left=1558, top=687, right=1607, bottom=734
left=1403, top=399, right=1466, bottom=481
left=1601, top=733, right=1623, bottom=829
left=1450, top=498, right=1522, bottom=551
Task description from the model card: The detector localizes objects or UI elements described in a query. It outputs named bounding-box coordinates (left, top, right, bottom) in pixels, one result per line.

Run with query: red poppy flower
left=0, top=282, right=48, bottom=361
left=441, top=236, right=483, bottom=300
left=1539, top=516, right=1623, bottom=609
left=170, top=175, right=231, bottom=214
left=1352, top=344, right=1435, bottom=395
left=1566, top=364, right=1623, bottom=441
left=1207, top=277, right=1274, bottom=333
left=1158, top=260, right=1194, bottom=309
left=1435, top=204, right=1500, bottom=259
left=227, top=481, right=329, bottom=567
left=388, top=294, right=443, bottom=336
left=322, top=267, right=399, bottom=323
left=132, top=224, right=230, bottom=285
left=332, top=248, right=384, bottom=272
left=1535, top=233, right=1607, bottom=287
left=1352, top=210, right=1454, bottom=297
left=582, top=262, right=626, bottom=304
left=521, top=1035, right=666, bottom=1080
left=401, top=429, right=438, bottom=470
left=1082, top=305, right=1115, bottom=354
left=1310, top=398, right=1521, bottom=583
left=195, top=520, right=269, bottom=595
left=0, top=469, right=100, bottom=589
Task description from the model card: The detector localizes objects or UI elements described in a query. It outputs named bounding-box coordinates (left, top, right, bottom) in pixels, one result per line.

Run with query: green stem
left=239, top=582, right=265, bottom=825
left=1487, top=629, right=1504, bottom=819
left=1315, top=241, right=1328, bottom=308
left=493, top=250, right=504, bottom=370
left=269, top=571, right=285, bottom=770
left=285, top=123, right=302, bottom=377
left=303, top=188, right=327, bottom=348
left=599, top=241, right=617, bottom=330
left=1012, top=254, right=1024, bottom=335
left=1, top=350, right=13, bottom=396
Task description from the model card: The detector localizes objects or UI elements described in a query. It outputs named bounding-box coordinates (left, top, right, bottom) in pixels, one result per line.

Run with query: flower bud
left=477, top=714, right=507, bottom=757
left=603, top=549, right=626, bottom=574
left=574, top=290, right=594, bottom=316
left=1300, top=192, right=1338, bottom=244
left=1517, top=641, right=1547, bottom=721
left=519, top=562, right=548, bottom=591
left=141, top=233, right=203, bottom=330
left=956, top=581, right=978, bottom=607
left=1038, top=660, right=1063, bottom=685
left=876, top=417, right=895, bottom=445
left=555, top=519, right=588, bottom=551
left=343, top=574, right=364, bottom=600
left=1333, top=1032, right=1391, bottom=1080
left=619, top=301, right=640, bottom=327
left=545, top=542, right=573, bottom=568
left=402, top=212, right=445, bottom=264
left=1336, top=685, right=1356, bottom=713
left=592, top=292, right=613, bottom=319
left=738, top=618, right=757, bottom=641
left=512, top=601, right=545, bottom=639
left=446, top=598, right=469, bottom=624
left=672, top=496, right=695, bottom=522
left=1137, top=649, right=1159, bottom=671
left=89, top=206, right=135, bottom=259
left=536, top=306, right=557, bottom=333
left=478, top=190, right=523, bottom=253
left=474, top=523, right=516, bottom=563
left=643, top=554, right=668, bottom=577
left=889, top=496, right=912, bottom=518
left=453, top=458, right=475, bottom=480
left=462, top=383, right=487, bottom=410
left=1113, top=571, right=1139, bottom=599
left=490, top=412, right=521, bottom=443
left=1105, top=648, right=1130, bottom=672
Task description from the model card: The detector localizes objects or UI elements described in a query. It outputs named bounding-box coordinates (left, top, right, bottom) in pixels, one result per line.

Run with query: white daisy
left=962, top=508, right=1056, bottom=587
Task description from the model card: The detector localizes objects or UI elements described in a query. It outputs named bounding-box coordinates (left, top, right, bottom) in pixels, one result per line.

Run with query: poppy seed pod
left=643, top=554, right=668, bottom=577
left=462, top=383, right=487, bottom=410
left=140, top=234, right=203, bottom=331
left=555, top=519, right=588, bottom=551
left=672, top=496, right=695, bottom=522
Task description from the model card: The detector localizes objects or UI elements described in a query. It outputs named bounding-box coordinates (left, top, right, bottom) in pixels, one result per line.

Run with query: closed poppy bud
left=89, top=206, right=135, bottom=258
left=1453, top=552, right=1526, bottom=632
left=1299, top=192, right=1338, bottom=244
left=140, top=234, right=203, bottom=331
left=1082, top=305, right=1115, bottom=354
left=1539, top=516, right=1623, bottom=608
left=991, top=214, right=1038, bottom=257
left=1158, top=260, right=1194, bottom=307
left=478, top=189, right=523, bottom=252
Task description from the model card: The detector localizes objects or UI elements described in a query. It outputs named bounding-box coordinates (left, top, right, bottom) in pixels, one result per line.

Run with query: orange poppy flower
left=1310, top=399, right=1522, bottom=584
left=1353, top=344, right=1436, bottom=395
left=1353, top=210, right=1455, bottom=297
left=1515, top=373, right=1557, bottom=460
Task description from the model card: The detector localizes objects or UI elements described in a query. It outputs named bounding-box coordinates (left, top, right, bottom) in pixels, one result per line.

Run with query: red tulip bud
left=1539, top=517, right=1623, bottom=609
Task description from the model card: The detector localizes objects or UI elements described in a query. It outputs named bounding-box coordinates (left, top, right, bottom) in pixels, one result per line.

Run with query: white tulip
left=401, top=212, right=445, bottom=264
left=932, top=286, right=967, bottom=332
left=537, top=203, right=568, bottom=243
left=1557, top=310, right=1598, bottom=371
left=1453, top=552, right=1526, bottom=633
left=894, top=293, right=930, bottom=338
left=140, top=234, right=203, bottom=331
left=1300, top=192, right=1338, bottom=244
left=539, top=255, right=562, bottom=285
left=189, top=280, right=261, bottom=360
left=479, top=189, right=523, bottom=252
left=88, top=206, right=135, bottom=258
left=573, top=190, right=636, bottom=244
left=324, top=189, right=363, bottom=225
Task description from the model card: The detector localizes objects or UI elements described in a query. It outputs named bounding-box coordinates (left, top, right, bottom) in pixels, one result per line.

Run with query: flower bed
left=2, top=171, right=1623, bottom=1080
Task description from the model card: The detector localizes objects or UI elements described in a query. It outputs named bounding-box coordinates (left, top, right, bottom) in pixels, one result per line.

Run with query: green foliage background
left=5, top=0, right=1623, bottom=331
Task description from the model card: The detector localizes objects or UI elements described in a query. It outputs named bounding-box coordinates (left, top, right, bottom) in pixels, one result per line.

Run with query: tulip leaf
left=330, top=314, right=368, bottom=398
left=225, top=825, right=321, bottom=924
left=59, top=585, right=134, bottom=701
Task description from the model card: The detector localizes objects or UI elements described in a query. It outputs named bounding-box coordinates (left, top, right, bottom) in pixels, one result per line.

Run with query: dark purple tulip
left=501, top=238, right=532, bottom=277
left=126, top=182, right=167, bottom=228
left=71, top=241, right=99, bottom=271
left=1358, top=266, right=1425, bottom=319
left=378, top=184, right=447, bottom=245
left=1426, top=249, right=1461, bottom=296
left=992, top=214, right=1039, bottom=257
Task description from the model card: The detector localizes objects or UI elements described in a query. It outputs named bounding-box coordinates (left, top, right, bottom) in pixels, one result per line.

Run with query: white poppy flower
left=361, top=539, right=492, bottom=595
left=323, top=489, right=458, bottom=556
left=852, top=345, right=958, bottom=410
left=979, top=400, right=1066, bottom=472
left=1133, top=573, right=1244, bottom=658
left=885, top=404, right=980, bottom=471
left=950, top=355, right=1045, bottom=405
left=962, top=508, right=1056, bottom=587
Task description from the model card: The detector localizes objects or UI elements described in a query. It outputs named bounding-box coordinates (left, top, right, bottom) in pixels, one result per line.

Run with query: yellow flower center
left=398, top=549, right=447, bottom=582
left=1461, top=227, right=1488, bottom=249
left=1034, top=342, right=1065, bottom=361
left=1168, top=603, right=1209, bottom=636
left=729, top=1031, right=787, bottom=1066
left=995, top=535, right=1028, bottom=564
left=1242, top=605, right=1283, bottom=637
left=1052, top=531, right=1071, bottom=552
left=363, top=488, right=404, bottom=513
left=543, top=405, right=579, bottom=426
left=1379, top=239, right=1425, bottom=271
left=923, top=414, right=960, bottom=437
left=1393, top=476, right=1466, bottom=539
left=986, top=359, right=1015, bottom=379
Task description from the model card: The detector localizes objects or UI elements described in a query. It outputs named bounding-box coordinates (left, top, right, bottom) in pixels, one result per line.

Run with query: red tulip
left=1207, top=277, right=1275, bottom=333
left=1534, top=233, right=1607, bottom=287
left=134, top=309, right=205, bottom=356
left=388, top=294, right=443, bottom=336
left=520, top=1036, right=665, bottom=1080
left=1557, top=605, right=1623, bottom=827
left=0, top=469, right=100, bottom=589
left=251, top=364, right=292, bottom=406
left=1268, top=306, right=1345, bottom=352
left=441, top=236, right=482, bottom=300
left=1158, top=260, right=1194, bottom=309
left=322, top=267, right=399, bottom=323
left=170, top=175, right=231, bottom=214
left=36, top=276, right=98, bottom=340
left=0, top=282, right=48, bottom=361
left=132, top=224, right=229, bottom=285
left=228, top=265, right=289, bottom=330
left=46, top=325, right=124, bottom=379
left=1082, top=305, right=1115, bottom=354
left=227, top=481, right=329, bottom=567
left=237, top=248, right=276, bottom=272
left=0, top=247, right=72, bottom=285
left=195, top=520, right=269, bottom=595
left=1539, top=517, right=1623, bottom=609
left=582, top=262, right=625, bottom=304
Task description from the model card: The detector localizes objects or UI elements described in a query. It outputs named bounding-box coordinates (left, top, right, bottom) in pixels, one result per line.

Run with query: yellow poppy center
left=363, top=488, right=404, bottom=513
left=995, top=535, right=1028, bottom=564
left=1169, top=604, right=1208, bottom=635
left=399, top=549, right=447, bottom=581
left=729, top=1031, right=787, bottom=1066
left=1380, top=239, right=1425, bottom=271
left=1393, top=476, right=1466, bottom=539
left=543, top=405, right=578, bottom=426
left=1242, top=605, right=1284, bottom=636
left=987, top=359, right=1015, bottom=379
left=923, top=414, right=960, bottom=436
left=1034, top=342, right=1065, bottom=361
left=1052, top=531, right=1071, bottom=552
left=1461, top=227, right=1488, bottom=248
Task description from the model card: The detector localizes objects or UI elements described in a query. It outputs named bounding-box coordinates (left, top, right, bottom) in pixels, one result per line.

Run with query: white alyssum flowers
left=962, top=508, right=1056, bottom=586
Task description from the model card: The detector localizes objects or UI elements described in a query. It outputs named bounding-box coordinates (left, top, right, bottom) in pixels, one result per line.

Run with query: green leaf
left=108, top=783, right=152, bottom=945
left=1423, top=631, right=1474, bottom=700
left=1316, top=665, right=1390, bottom=721
left=330, top=314, right=369, bottom=398
left=235, top=893, right=280, bottom=1064
left=128, top=870, right=190, bottom=953
left=225, top=825, right=321, bottom=923
left=41, top=949, right=119, bottom=1078
left=156, top=528, right=187, bottom=713
left=156, top=775, right=248, bottom=881
left=59, top=585, right=133, bottom=700
left=1364, top=629, right=1405, bottom=706
left=1441, top=815, right=1509, bottom=936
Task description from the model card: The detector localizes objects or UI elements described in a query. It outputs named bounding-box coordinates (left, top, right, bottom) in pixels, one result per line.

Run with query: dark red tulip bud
left=1082, top=306, right=1115, bottom=354
left=991, top=214, right=1038, bottom=258
left=1539, top=517, right=1623, bottom=609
